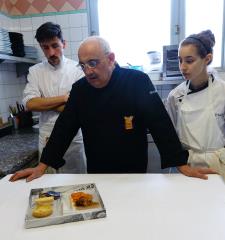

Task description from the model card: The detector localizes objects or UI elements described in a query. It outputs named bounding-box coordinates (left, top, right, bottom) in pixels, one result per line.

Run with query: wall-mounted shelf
left=0, top=53, right=39, bottom=64
left=0, top=53, right=40, bottom=76
left=152, top=79, right=184, bottom=86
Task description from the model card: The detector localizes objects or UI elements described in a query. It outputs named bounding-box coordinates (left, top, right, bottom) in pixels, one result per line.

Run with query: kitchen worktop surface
left=1, top=174, right=225, bottom=240
left=0, top=128, right=38, bottom=177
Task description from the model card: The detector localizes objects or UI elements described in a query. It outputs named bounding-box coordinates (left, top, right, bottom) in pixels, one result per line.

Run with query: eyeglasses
left=78, top=59, right=100, bottom=71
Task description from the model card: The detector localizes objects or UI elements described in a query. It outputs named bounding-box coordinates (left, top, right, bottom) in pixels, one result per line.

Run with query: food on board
left=71, top=192, right=93, bottom=207
left=32, top=205, right=53, bottom=218
left=32, top=196, right=54, bottom=218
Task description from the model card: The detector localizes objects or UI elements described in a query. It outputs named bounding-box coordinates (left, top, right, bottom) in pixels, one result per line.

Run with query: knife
left=20, top=104, right=25, bottom=112
left=16, top=101, right=21, bottom=113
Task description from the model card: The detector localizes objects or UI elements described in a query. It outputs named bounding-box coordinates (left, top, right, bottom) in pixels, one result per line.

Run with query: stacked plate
left=0, top=28, right=13, bottom=55
left=9, top=32, right=25, bottom=57
left=24, top=45, right=39, bottom=59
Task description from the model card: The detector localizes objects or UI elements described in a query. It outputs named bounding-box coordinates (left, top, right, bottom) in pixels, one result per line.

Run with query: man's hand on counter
left=9, top=162, right=48, bottom=182
left=177, top=165, right=218, bottom=180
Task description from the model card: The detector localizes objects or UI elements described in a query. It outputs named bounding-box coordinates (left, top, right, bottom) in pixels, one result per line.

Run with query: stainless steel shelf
left=0, top=53, right=39, bottom=64
left=152, top=79, right=184, bottom=85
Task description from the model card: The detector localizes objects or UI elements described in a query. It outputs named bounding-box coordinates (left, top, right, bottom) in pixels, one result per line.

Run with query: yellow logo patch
left=124, top=116, right=134, bottom=130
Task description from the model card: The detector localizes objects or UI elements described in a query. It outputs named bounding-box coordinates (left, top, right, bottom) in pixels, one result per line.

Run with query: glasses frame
left=78, top=59, right=101, bottom=71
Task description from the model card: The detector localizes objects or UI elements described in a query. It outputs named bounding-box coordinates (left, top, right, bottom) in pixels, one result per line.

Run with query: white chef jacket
left=23, top=56, right=86, bottom=173
left=166, top=75, right=225, bottom=139
left=166, top=75, right=225, bottom=175
left=23, top=56, right=84, bottom=142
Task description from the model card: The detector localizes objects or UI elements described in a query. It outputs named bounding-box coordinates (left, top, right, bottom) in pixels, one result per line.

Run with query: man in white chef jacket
left=23, top=22, right=86, bottom=173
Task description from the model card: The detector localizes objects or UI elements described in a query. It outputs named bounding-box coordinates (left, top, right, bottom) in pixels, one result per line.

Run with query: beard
left=48, top=55, right=62, bottom=67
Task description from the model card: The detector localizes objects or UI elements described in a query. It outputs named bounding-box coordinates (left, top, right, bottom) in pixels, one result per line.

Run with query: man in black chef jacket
left=10, top=36, right=216, bottom=182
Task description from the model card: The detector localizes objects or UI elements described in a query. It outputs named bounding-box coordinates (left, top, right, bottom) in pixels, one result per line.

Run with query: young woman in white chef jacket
left=166, top=30, right=225, bottom=176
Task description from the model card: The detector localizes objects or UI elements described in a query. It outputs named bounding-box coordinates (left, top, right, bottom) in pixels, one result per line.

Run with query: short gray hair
left=80, top=36, right=111, bottom=54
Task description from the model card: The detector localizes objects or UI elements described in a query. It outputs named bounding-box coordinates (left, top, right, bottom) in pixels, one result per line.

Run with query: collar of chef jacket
left=45, top=55, right=66, bottom=71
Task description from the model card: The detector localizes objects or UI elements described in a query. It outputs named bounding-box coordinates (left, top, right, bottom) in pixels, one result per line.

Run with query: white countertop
left=1, top=173, right=225, bottom=240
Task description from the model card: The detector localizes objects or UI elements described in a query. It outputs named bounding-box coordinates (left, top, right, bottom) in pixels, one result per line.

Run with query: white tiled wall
left=0, top=63, right=26, bottom=122
left=22, top=12, right=89, bottom=61
left=0, top=11, right=88, bottom=123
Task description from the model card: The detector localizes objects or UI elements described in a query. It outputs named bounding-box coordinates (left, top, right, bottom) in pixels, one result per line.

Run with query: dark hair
left=180, top=30, right=215, bottom=65
left=35, top=22, right=63, bottom=43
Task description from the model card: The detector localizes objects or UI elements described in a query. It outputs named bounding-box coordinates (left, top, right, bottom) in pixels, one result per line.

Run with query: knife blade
left=16, top=101, right=21, bottom=113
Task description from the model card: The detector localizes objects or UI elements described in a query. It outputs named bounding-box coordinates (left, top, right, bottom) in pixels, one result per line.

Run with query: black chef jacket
left=40, top=64, right=188, bottom=173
